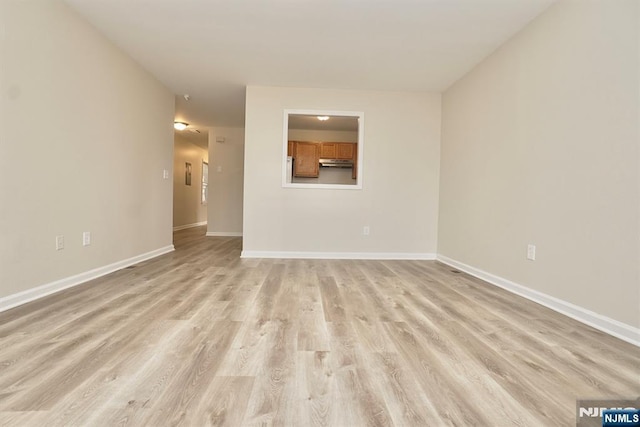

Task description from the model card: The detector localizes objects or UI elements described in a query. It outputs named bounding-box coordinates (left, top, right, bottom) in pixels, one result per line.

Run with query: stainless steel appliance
left=286, top=156, right=293, bottom=183
left=319, top=158, right=353, bottom=168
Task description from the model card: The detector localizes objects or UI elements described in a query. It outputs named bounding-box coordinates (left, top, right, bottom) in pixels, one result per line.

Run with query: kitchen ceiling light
left=317, top=116, right=330, bottom=121
left=174, top=121, right=188, bottom=130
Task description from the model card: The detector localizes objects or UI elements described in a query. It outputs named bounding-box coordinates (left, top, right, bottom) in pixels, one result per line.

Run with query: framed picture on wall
left=185, top=162, right=192, bottom=186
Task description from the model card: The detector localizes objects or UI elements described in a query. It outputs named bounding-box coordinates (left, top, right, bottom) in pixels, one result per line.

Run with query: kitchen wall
left=288, top=129, right=358, bottom=143
left=292, top=168, right=355, bottom=186
left=243, top=86, right=441, bottom=257
left=207, top=127, right=245, bottom=236
left=439, top=0, right=639, bottom=329
left=173, top=135, right=208, bottom=229
left=289, top=129, right=358, bottom=186
left=0, top=0, right=174, bottom=306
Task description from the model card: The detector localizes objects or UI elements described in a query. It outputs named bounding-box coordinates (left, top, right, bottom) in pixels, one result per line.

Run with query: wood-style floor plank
left=0, top=226, right=638, bottom=426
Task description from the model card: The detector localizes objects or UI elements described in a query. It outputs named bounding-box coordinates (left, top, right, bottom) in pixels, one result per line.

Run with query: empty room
left=0, top=0, right=638, bottom=426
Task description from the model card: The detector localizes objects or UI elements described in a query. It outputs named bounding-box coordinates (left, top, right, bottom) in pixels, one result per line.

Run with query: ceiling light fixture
left=174, top=121, right=188, bottom=130
left=317, top=116, right=330, bottom=121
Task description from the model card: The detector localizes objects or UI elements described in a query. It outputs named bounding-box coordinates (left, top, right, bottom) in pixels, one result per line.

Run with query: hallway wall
left=173, top=135, right=208, bottom=229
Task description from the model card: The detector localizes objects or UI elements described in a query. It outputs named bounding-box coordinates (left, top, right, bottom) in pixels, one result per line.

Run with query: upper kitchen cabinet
left=320, top=143, right=336, bottom=159
left=336, top=143, right=355, bottom=160
left=293, top=141, right=319, bottom=177
left=319, top=142, right=355, bottom=160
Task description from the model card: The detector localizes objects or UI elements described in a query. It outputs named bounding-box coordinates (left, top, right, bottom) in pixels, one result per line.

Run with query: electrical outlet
left=527, top=244, right=536, bottom=261
left=83, top=231, right=91, bottom=246
left=163, top=169, right=170, bottom=179
left=56, top=235, right=64, bottom=251
left=363, top=226, right=370, bottom=236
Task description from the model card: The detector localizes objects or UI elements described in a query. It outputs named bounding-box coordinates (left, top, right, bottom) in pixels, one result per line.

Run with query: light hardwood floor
left=0, top=226, right=638, bottom=426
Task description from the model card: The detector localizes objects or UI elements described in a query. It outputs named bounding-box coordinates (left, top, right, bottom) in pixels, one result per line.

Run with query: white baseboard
left=0, top=245, right=175, bottom=314
left=241, top=250, right=436, bottom=260
left=436, top=255, right=640, bottom=347
left=206, top=231, right=243, bottom=237
left=173, top=221, right=207, bottom=231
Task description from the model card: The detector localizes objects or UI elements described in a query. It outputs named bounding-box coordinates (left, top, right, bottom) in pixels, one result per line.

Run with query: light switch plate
left=527, top=244, right=536, bottom=260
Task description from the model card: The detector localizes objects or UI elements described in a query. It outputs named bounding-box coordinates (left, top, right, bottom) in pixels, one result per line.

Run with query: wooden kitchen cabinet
left=320, top=142, right=355, bottom=160
left=320, top=143, right=336, bottom=159
left=287, top=140, right=295, bottom=156
left=293, top=142, right=319, bottom=177
left=337, top=143, right=355, bottom=160
left=352, top=143, right=358, bottom=179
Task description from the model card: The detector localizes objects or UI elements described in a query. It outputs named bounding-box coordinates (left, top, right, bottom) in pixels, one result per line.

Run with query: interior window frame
left=282, top=109, right=364, bottom=190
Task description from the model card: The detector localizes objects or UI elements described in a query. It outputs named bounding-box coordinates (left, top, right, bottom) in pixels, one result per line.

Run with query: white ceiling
left=65, top=0, right=554, bottom=130
left=175, top=128, right=209, bottom=149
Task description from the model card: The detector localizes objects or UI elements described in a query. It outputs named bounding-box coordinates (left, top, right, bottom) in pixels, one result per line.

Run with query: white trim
left=173, top=221, right=207, bottom=231
left=436, top=255, right=640, bottom=347
left=282, top=182, right=362, bottom=190
left=206, top=231, right=243, bottom=237
left=0, top=245, right=175, bottom=313
left=241, top=250, right=436, bottom=260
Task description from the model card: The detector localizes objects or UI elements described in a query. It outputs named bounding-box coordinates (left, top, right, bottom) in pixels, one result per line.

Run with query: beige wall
left=243, top=86, right=441, bottom=255
left=439, top=1, right=639, bottom=327
left=288, top=129, right=358, bottom=143
left=0, top=0, right=174, bottom=300
left=173, top=136, right=208, bottom=228
left=207, top=127, right=245, bottom=235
